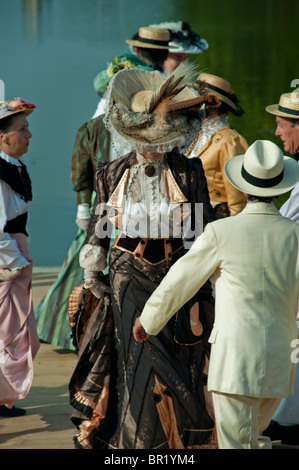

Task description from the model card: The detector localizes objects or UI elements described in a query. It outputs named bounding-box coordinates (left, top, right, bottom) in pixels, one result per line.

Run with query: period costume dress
left=0, top=151, right=39, bottom=405
left=69, top=150, right=216, bottom=449
left=34, top=57, right=151, bottom=349
left=34, top=116, right=111, bottom=349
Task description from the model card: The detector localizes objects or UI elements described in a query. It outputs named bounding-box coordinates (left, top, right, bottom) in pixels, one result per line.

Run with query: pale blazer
left=140, top=202, right=299, bottom=398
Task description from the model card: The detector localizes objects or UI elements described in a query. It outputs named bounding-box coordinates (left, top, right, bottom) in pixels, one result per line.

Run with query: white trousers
left=212, top=392, right=281, bottom=449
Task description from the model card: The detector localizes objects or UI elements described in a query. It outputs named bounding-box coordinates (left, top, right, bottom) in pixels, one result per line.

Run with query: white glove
left=76, top=218, right=90, bottom=231
left=83, top=269, right=111, bottom=299
left=0, top=268, right=21, bottom=282
left=76, top=203, right=91, bottom=231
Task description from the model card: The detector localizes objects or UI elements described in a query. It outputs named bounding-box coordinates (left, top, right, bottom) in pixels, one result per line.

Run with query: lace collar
left=187, top=115, right=229, bottom=157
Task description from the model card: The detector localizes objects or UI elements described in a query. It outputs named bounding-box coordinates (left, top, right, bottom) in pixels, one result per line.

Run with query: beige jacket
left=140, top=203, right=299, bottom=398
left=191, top=126, right=248, bottom=216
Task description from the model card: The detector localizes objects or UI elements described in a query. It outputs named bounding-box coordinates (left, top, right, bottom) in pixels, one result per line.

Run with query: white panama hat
left=224, top=140, right=299, bottom=197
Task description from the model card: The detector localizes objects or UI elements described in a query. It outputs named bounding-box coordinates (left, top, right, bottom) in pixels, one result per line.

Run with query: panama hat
left=266, top=92, right=299, bottom=119
left=196, top=73, right=244, bottom=116
left=149, top=21, right=209, bottom=54
left=224, top=140, right=299, bottom=197
left=126, top=26, right=174, bottom=50
left=104, top=61, right=216, bottom=152
left=0, top=98, right=35, bottom=121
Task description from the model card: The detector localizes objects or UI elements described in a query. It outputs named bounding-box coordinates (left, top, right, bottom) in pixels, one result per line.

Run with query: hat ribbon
left=204, top=83, right=238, bottom=103
left=136, top=35, right=169, bottom=47
left=241, top=165, right=284, bottom=188
left=278, top=105, right=299, bottom=117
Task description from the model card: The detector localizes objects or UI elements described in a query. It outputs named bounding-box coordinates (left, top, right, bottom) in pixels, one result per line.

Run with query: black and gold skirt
left=69, top=239, right=216, bottom=449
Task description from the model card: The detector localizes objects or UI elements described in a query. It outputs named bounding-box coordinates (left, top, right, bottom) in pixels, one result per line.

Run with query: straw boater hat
left=150, top=21, right=209, bottom=54
left=224, top=140, right=299, bottom=197
left=196, top=73, right=244, bottom=116
left=104, top=61, right=217, bottom=153
left=126, top=26, right=174, bottom=50
left=266, top=92, right=299, bottom=119
left=0, top=98, right=35, bottom=121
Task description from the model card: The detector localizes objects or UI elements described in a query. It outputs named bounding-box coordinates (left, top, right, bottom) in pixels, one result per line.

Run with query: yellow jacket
left=190, top=126, right=248, bottom=216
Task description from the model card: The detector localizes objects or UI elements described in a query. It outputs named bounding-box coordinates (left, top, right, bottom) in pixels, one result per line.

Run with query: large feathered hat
left=104, top=61, right=217, bottom=153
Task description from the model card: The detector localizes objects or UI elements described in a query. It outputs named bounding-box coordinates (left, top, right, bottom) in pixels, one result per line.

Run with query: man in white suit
left=133, top=140, right=299, bottom=449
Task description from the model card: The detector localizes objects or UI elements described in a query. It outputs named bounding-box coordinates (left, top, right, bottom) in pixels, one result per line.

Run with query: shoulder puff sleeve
left=0, top=182, right=30, bottom=270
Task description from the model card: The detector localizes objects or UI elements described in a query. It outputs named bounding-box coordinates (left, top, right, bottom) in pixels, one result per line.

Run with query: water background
left=1, top=0, right=298, bottom=266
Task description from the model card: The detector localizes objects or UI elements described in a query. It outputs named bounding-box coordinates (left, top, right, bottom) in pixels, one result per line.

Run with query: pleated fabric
left=0, top=233, right=40, bottom=404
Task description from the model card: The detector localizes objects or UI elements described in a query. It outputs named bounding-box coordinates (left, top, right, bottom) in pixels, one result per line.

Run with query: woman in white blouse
left=0, top=98, right=39, bottom=417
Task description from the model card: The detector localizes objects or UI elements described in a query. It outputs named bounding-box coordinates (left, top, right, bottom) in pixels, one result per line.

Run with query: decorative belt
left=113, top=233, right=184, bottom=265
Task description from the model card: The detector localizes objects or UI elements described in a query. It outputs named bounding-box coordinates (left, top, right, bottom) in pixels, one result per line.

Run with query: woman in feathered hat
left=69, top=63, right=218, bottom=449
left=0, top=98, right=40, bottom=417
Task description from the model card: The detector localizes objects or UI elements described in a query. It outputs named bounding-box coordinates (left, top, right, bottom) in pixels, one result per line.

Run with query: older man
left=263, top=92, right=299, bottom=445
left=133, top=140, right=299, bottom=449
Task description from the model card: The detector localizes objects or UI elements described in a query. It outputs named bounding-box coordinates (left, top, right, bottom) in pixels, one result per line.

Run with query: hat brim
left=126, top=39, right=171, bottom=50
left=265, top=104, right=299, bottom=119
left=224, top=154, right=299, bottom=197
left=0, top=107, right=34, bottom=121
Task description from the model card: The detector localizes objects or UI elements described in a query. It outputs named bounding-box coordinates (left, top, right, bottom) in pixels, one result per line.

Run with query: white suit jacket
left=140, top=202, right=299, bottom=398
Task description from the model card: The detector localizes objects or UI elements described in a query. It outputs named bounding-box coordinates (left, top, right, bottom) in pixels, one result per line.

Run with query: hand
left=0, top=268, right=21, bottom=282
left=89, top=279, right=112, bottom=299
left=133, top=317, right=149, bottom=343
left=76, top=218, right=90, bottom=231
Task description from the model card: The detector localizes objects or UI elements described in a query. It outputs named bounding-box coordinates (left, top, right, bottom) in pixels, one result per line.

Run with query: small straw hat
left=224, top=140, right=299, bottom=197
left=196, top=73, right=243, bottom=113
left=126, top=26, right=174, bottom=50
left=0, top=98, right=35, bottom=121
left=266, top=92, right=299, bottom=119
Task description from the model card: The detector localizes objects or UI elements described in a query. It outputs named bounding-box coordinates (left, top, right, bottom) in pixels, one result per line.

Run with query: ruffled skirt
left=0, top=233, right=40, bottom=405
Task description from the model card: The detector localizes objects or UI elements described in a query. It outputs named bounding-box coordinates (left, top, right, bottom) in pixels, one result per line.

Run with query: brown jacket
left=191, top=126, right=248, bottom=216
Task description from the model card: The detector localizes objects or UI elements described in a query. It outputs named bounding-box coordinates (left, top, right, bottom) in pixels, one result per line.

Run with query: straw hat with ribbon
left=224, top=140, right=299, bottom=197
left=103, top=61, right=218, bottom=154
left=126, top=26, right=174, bottom=50
left=0, top=98, right=35, bottom=121
left=266, top=92, right=299, bottom=119
left=195, top=73, right=244, bottom=116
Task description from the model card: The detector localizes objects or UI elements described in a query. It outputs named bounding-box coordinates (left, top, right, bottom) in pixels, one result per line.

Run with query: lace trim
left=186, top=115, right=228, bottom=157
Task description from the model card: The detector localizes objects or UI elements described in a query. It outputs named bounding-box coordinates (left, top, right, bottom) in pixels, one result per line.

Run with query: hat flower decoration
left=0, top=97, right=36, bottom=120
